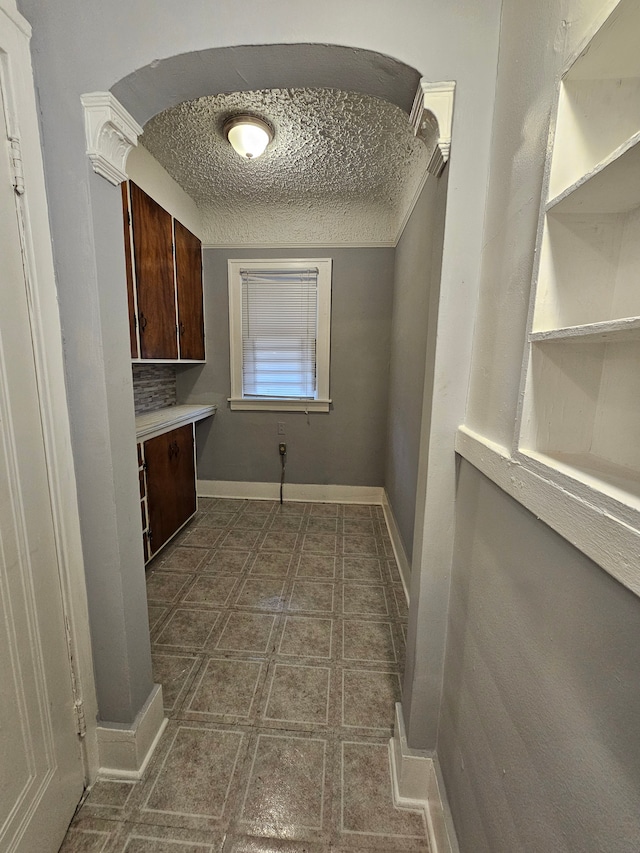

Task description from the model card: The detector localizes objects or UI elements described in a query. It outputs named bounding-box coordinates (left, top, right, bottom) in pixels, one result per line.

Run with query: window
left=228, top=259, right=332, bottom=411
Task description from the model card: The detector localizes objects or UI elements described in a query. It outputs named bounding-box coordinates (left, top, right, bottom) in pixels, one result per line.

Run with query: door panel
left=145, top=424, right=196, bottom=554
left=174, top=220, right=205, bottom=360
left=0, top=46, right=84, bottom=852
left=129, top=182, right=178, bottom=359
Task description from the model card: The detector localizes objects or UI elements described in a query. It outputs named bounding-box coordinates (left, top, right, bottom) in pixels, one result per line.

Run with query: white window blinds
left=240, top=268, right=319, bottom=399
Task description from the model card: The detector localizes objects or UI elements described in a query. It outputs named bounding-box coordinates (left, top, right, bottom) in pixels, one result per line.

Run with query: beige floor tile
left=296, top=555, right=337, bottom=580
left=260, top=531, right=299, bottom=552
left=342, top=585, right=388, bottom=617
left=207, top=550, right=252, bottom=573
left=141, top=725, right=245, bottom=825
left=212, top=498, right=244, bottom=513
left=341, top=505, right=372, bottom=518
left=216, top=612, right=277, bottom=653
left=234, top=578, right=287, bottom=611
left=184, top=527, right=225, bottom=548
left=241, top=500, right=277, bottom=514
left=310, top=503, right=339, bottom=517
left=117, top=823, right=224, bottom=852
left=234, top=513, right=270, bottom=531
left=342, top=621, right=395, bottom=664
left=341, top=670, right=401, bottom=731
left=341, top=536, right=379, bottom=557
left=342, top=557, right=383, bottom=583
left=340, top=741, right=427, bottom=844
left=152, top=652, right=200, bottom=713
left=268, top=515, right=304, bottom=532
left=77, top=779, right=136, bottom=823
left=239, top=733, right=329, bottom=839
left=197, top=511, right=236, bottom=528
left=263, top=664, right=331, bottom=725
left=278, top=616, right=333, bottom=659
left=185, top=657, right=265, bottom=721
left=224, top=835, right=329, bottom=852
left=221, top=529, right=262, bottom=550
left=306, top=517, right=339, bottom=534
left=288, top=582, right=335, bottom=614
left=342, top=519, right=376, bottom=535
left=155, top=608, right=221, bottom=650
left=146, top=571, right=194, bottom=604
left=59, top=817, right=125, bottom=852
left=148, top=605, right=169, bottom=632
left=249, top=552, right=293, bottom=577
left=182, top=574, right=240, bottom=607
left=272, top=502, right=308, bottom=517
left=160, top=546, right=210, bottom=571
left=301, top=534, right=337, bottom=555
left=63, top=498, right=419, bottom=853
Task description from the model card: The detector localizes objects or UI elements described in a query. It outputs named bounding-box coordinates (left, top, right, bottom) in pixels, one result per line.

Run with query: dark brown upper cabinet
left=122, top=181, right=205, bottom=362
left=174, top=220, right=205, bottom=361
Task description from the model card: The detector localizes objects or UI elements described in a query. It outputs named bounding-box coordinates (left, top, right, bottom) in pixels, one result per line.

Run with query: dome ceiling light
left=223, top=114, right=273, bottom=160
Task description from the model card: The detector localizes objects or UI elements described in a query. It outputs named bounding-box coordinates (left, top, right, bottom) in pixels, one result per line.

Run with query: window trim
left=227, top=258, right=332, bottom=412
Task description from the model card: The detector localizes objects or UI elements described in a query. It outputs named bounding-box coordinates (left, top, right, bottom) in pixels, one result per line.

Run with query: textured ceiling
left=140, top=88, right=430, bottom=246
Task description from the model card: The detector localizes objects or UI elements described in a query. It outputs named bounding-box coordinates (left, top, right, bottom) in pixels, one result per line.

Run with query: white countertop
left=135, top=404, right=216, bottom=442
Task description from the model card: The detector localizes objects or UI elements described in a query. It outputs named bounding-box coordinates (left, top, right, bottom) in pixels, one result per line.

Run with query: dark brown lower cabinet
left=143, top=423, right=196, bottom=558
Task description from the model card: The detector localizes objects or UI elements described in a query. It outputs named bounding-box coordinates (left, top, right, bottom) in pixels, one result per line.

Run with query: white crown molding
left=81, top=92, right=143, bottom=185
left=410, top=80, right=455, bottom=177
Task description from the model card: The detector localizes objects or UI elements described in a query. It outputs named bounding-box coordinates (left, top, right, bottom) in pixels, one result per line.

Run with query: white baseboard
left=198, top=479, right=384, bottom=505
left=382, top=491, right=411, bottom=601
left=97, top=684, right=167, bottom=780
left=389, top=703, right=460, bottom=853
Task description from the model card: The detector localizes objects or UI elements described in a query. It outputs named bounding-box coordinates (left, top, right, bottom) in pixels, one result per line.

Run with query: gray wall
left=177, top=247, right=394, bottom=486
left=385, top=174, right=447, bottom=562
left=441, top=461, right=640, bottom=853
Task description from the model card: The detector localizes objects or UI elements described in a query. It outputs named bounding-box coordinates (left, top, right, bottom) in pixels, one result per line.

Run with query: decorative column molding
left=410, top=80, right=455, bottom=177
left=81, top=92, right=143, bottom=185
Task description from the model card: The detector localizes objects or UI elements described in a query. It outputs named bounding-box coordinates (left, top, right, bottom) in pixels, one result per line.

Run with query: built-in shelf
left=547, top=135, right=640, bottom=215
left=517, top=0, right=640, bottom=595
left=529, top=316, right=640, bottom=344
left=519, top=449, right=640, bottom=525
left=548, top=0, right=640, bottom=200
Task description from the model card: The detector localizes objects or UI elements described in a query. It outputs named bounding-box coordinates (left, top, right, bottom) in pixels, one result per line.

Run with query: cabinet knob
left=139, top=313, right=148, bottom=331
left=179, top=322, right=186, bottom=336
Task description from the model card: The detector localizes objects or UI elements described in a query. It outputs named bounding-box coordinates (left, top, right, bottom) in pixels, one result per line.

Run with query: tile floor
left=61, top=498, right=428, bottom=853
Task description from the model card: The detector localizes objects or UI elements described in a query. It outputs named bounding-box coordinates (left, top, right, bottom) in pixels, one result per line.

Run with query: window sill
left=455, top=424, right=640, bottom=598
left=228, top=398, right=331, bottom=412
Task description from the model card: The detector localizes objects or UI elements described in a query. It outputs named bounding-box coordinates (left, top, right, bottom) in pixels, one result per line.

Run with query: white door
left=0, top=8, right=85, bottom=852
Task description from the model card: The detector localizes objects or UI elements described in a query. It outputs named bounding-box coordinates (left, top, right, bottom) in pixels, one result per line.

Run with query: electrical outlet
left=277, top=422, right=286, bottom=435
left=279, top=442, right=287, bottom=456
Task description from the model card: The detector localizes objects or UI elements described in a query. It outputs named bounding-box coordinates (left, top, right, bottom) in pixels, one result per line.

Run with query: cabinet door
left=145, top=424, right=196, bottom=555
left=121, top=183, right=139, bottom=358
left=129, top=182, right=178, bottom=360
left=174, top=220, right=205, bottom=360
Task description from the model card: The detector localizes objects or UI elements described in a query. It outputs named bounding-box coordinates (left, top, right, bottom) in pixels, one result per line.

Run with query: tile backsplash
left=132, top=364, right=177, bottom=414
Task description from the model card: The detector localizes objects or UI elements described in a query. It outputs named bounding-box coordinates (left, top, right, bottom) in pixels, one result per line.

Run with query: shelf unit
left=518, top=0, right=640, bottom=520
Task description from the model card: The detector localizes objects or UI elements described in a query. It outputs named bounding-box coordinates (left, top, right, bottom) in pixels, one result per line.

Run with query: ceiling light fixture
left=223, top=115, right=273, bottom=160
